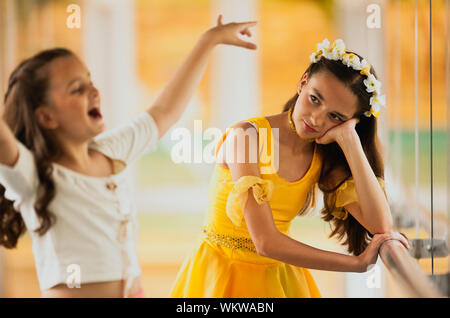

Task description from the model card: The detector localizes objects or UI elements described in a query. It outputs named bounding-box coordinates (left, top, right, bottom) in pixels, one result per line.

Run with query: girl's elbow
left=254, top=235, right=276, bottom=257
left=371, top=219, right=393, bottom=235
left=381, top=214, right=394, bottom=233
left=249, top=226, right=280, bottom=257
left=370, top=206, right=393, bottom=234
left=255, top=241, right=271, bottom=257
left=380, top=223, right=393, bottom=234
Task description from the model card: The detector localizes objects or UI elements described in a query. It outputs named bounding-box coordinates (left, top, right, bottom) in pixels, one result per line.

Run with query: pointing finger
left=237, top=21, right=257, bottom=29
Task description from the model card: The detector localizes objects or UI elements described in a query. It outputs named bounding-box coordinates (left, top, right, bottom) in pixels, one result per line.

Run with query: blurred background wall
left=0, top=0, right=448, bottom=297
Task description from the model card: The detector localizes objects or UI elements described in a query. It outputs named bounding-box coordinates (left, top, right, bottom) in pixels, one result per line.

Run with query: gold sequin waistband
left=201, top=226, right=257, bottom=253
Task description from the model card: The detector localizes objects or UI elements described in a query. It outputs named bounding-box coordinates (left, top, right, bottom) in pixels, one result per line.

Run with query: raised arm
left=0, top=117, right=19, bottom=167
left=147, top=15, right=257, bottom=138
left=222, top=122, right=403, bottom=273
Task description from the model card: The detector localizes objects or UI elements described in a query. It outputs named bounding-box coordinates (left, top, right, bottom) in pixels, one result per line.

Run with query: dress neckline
left=52, top=145, right=127, bottom=181
left=260, top=117, right=318, bottom=185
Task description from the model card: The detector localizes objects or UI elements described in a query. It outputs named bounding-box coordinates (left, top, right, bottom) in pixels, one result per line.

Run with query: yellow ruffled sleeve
left=332, top=177, right=385, bottom=220
left=226, top=176, right=275, bottom=227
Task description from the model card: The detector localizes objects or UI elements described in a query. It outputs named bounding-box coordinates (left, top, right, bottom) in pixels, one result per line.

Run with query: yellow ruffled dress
left=169, top=116, right=383, bottom=298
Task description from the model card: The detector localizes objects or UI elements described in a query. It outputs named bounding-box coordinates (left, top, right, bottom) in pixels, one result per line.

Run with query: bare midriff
left=41, top=276, right=142, bottom=298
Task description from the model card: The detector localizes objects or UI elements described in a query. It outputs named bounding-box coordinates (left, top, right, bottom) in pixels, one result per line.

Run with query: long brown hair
left=0, top=48, right=73, bottom=248
left=283, top=52, right=384, bottom=256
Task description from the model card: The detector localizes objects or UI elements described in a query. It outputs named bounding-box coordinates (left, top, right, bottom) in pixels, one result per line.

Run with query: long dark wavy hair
left=0, top=48, right=74, bottom=249
left=284, top=52, right=385, bottom=256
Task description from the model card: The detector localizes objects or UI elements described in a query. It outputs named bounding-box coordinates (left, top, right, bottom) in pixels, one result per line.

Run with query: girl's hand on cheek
left=315, top=117, right=360, bottom=145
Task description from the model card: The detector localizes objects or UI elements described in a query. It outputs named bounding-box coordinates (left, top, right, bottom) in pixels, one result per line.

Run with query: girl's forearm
left=147, top=31, right=217, bottom=137
left=337, top=130, right=393, bottom=232
left=262, top=231, right=362, bottom=272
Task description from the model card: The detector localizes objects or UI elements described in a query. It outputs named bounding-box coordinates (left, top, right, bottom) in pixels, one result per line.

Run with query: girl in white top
left=0, top=15, right=257, bottom=298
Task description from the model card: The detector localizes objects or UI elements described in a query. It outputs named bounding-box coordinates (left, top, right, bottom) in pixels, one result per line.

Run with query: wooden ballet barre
left=378, top=239, right=442, bottom=298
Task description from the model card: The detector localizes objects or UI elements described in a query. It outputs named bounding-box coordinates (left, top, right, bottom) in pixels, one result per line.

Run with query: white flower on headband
left=369, top=94, right=386, bottom=113
left=317, top=38, right=330, bottom=53
left=363, top=92, right=385, bottom=118
left=327, top=39, right=346, bottom=60
left=364, top=110, right=378, bottom=118
left=363, top=74, right=381, bottom=93
left=360, top=59, right=371, bottom=76
left=370, top=94, right=386, bottom=107
left=349, top=58, right=362, bottom=70
left=326, top=51, right=340, bottom=61
left=310, top=38, right=330, bottom=62
left=342, top=53, right=361, bottom=69
left=364, top=98, right=383, bottom=117
left=310, top=52, right=321, bottom=63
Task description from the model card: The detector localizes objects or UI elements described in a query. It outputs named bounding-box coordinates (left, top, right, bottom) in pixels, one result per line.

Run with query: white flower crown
left=309, top=38, right=385, bottom=118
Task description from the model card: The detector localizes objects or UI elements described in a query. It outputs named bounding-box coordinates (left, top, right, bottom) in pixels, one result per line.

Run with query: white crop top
left=0, top=112, right=159, bottom=297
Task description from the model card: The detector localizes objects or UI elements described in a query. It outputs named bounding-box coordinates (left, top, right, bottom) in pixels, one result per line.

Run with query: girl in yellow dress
left=170, top=39, right=410, bottom=298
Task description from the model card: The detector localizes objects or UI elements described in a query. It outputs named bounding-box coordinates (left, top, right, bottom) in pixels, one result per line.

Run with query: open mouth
left=88, top=107, right=102, bottom=120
